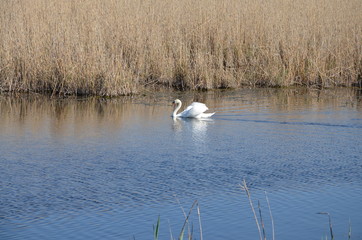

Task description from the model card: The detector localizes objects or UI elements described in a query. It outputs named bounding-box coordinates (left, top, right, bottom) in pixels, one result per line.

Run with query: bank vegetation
left=0, top=0, right=361, bottom=96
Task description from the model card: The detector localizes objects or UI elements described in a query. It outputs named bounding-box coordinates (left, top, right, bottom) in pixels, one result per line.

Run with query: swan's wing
left=190, top=102, right=207, bottom=108
left=190, top=102, right=209, bottom=112
left=179, top=102, right=209, bottom=118
left=196, top=112, right=215, bottom=118
left=178, top=105, right=196, bottom=117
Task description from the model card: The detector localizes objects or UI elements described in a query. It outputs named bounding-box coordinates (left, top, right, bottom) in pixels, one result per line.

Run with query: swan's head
left=172, top=99, right=181, bottom=106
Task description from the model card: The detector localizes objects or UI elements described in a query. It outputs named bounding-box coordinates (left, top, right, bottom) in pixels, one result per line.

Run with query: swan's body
left=172, top=99, right=215, bottom=118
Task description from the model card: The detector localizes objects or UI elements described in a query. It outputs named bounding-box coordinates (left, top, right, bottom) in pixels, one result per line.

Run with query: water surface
left=1, top=88, right=362, bottom=240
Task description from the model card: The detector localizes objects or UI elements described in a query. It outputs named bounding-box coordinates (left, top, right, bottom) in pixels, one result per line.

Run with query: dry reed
left=1, top=0, right=361, bottom=96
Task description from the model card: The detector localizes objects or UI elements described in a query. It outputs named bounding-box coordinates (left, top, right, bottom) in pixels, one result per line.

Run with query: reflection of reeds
left=0, top=88, right=360, bottom=138
left=0, top=95, right=160, bottom=138
left=0, top=0, right=361, bottom=96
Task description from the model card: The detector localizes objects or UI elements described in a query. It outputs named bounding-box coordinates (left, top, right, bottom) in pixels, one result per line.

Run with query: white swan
left=172, top=99, right=215, bottom=118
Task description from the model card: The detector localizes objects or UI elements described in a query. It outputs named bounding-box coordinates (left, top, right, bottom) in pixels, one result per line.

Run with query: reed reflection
left=0, top=96, right=151, bottom=140
left=1, top=88, right=361, bottom=140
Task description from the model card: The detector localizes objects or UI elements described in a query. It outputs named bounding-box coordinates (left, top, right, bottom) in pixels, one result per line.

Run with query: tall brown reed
left=1, top=0, right=361, bottom=96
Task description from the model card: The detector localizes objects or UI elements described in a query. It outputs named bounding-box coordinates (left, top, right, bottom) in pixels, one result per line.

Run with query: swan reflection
left=172, top=117, right=213, bottom=150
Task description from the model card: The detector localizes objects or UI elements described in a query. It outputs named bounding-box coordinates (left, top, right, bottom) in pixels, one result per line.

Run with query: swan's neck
left=172, top=102, right=182, bottom=117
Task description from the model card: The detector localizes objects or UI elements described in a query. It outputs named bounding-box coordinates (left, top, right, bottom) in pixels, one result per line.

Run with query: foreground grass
left=152, top=180, right=352, bottom=240
left=0, top=0, right=361, bottom=96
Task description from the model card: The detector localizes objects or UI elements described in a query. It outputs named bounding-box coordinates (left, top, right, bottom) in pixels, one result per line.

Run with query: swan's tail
left=198, top=112, right=215, bottom=118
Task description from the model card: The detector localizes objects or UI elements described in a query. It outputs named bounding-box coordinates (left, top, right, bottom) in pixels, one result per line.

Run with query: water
left=1, top=88, right=362, bottom=240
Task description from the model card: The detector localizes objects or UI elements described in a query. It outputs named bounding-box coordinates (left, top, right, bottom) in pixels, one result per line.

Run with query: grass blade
left=197, top=202, right=203, bottom=240
left=179, top=200, right=198, bottom=240
left=265, top=191, right=275, bottom=240
left=317, top=212, right=334, bottom=240
left=258, top=200, right=267, bottom=240
left=153, top=215, right=160, bottom=240
left=179, top=229, right=184, bottom=240
left=240, top=179, right=263, bottom=240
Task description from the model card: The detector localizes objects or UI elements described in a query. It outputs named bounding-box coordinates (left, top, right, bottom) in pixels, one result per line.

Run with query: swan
left=172, top=99, right=215, bottom=118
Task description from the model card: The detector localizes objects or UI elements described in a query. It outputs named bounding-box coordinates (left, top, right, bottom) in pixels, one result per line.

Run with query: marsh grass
left=153, top=200, right=202, bottom=240
left=1, top=0, right=361, bottom=96
left=317, top=212, right=335, bottom=240
left=149, top=180, right=354, bottom=240
left=240, top=179, right=273, bottom=240
left=178, top=200, right=201, bottom=240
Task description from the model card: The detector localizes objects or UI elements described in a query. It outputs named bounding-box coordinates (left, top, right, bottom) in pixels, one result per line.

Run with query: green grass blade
left=179, top=229, right=184, bottom=240
left=153, top=215, right=160, bottom=240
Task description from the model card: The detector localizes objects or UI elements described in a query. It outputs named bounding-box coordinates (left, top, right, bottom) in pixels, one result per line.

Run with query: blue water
left=1, top=88, right=362, bottom=240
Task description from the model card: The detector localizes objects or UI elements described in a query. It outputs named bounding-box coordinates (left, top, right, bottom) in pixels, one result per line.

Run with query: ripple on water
left=1, top=89, right=362, bottom=240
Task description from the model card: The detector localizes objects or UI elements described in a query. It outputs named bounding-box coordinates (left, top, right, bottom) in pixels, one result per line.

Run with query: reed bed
left=0, top=0, right=361, bottom=96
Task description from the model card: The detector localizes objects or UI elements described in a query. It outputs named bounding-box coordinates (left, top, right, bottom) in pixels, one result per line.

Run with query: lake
left=1, top=88, right=362, bottom=240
